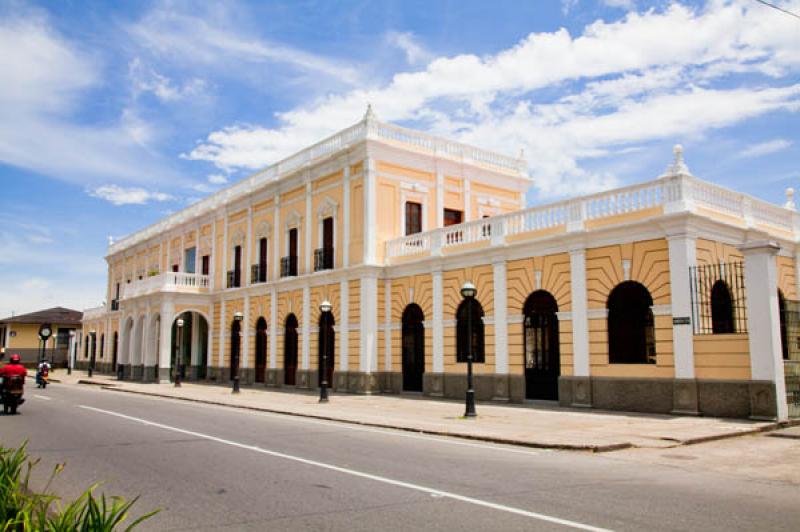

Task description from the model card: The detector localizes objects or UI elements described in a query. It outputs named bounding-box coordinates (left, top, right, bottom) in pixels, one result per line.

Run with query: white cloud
left=740, top=138, right=792, bottom=158
left=185, top=1, right=800, bottom=197
left=129, top=57, right=207, bottom=102
left=90, top=185, right=173, bottom=206
left=0, top=11, right=183, bottom=186
left=386, top=31, right=430, bottom=65
left=128, top=3, right=361, bottom=86
left=207, top=173, right=228, bottom=185
left=602, top=0, right=636, bottom=9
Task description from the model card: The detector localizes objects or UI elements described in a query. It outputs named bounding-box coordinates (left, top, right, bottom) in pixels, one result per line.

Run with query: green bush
left=0, top=442, right=158, bottom=531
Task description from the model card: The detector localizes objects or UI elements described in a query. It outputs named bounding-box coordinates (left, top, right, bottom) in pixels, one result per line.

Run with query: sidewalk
left=52, top=370, right=787, bottom=452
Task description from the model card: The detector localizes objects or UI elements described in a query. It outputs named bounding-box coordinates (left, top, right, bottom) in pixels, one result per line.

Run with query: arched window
left=711, top=280, right=735, bottom=334
left=456, top=298, right=485, bottom=363
left=284, top=314, right=298, bottom=385
left=255, top=317, right=267, bottom=383
left=401, top=304, right=425, bottom=392
left=607, top=281, right=656, bottom=364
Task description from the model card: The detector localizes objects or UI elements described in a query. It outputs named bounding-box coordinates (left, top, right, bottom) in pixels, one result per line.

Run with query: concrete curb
left=98, top=385, right=632, bottom=453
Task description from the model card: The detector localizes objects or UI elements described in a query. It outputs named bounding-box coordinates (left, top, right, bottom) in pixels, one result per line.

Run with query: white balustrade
left=120, top=273, right=210, bottom=300
left=386, top=175, right=798, bottom=261
left=82, top=306, right=106, bottom=321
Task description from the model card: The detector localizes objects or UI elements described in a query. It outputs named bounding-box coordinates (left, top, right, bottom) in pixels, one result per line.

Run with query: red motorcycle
left=1, top=375, right=25, bottom=415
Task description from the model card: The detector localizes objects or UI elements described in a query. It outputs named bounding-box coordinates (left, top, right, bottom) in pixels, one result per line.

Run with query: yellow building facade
left=82, top=109, right=800, bottom=420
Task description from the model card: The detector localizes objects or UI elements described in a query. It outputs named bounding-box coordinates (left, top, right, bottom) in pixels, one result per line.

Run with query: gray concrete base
left=334, top=371, right=349, bottom=392
left=348, top=372, right=381, bottom=394
left=380, top=372, right=403, bottom=394
left=749, top=381, right=778, bottom=420
left=142, top=365, right=158, bottom=383
left=672, top=379, right=699, bottom=415
left=239, top=368, right=255, bottom=386
left=120, top=364, right=130, bottom=380
left=423, top=372, right=444, bottom=397
left=558, top=376, right=593, bottom=408
left=295, top=369, right=318, bottom=390
left=265, top=368, right=283, bottom=387
left=131, top=365, right=143, bottom=380
left=158, top=367, right=171, bottom=382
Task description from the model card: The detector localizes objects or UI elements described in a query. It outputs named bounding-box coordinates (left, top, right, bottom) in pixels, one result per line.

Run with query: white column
left=343, top=166, right=351, bottom=268
left=194, top=224, right=200, bottom=274
left=668, top=234, right=697, bottom=379
left=222, top=214, right=229, bottom=287
left=180, top=233, right=185, bottom=271
left=242, top=294, right=251, bottom=371
left=218, top=300, right=226, bottom=369
left=273, top=196, right=281, bottom=279
left=436, top=173, right=444, bottom=228
left=269, top=288, right=277, bottom=369
left=207, top=304, right=214, bottom=374
left=339, top=279, right=349, bottom=371
left=570, top=248, right=590, bottom=377
left=190, top=312, right=200, bottom=366
left=464, top=178, right=472, bottom=221
left=210, top=216, right=217, bottom=290
left=493, top=259, right=508, bottom=374
left=301, top=285, right=310, bottom=369
left=166, top=238, right=172, bottom=271
left=158, top=300, right=175, bottom=382
left=305, top=181, right=312, bottom=274
left=384, top=278, right=392, bottom=371
left=432, top=268, right=444, bottom=373
left=246, top=207, right=252, bottom=285
left=360, top=273, right=379, bottom=374
left=741, top=241, right=788, bottom=421
left=363, top=158, right=377, bottom=265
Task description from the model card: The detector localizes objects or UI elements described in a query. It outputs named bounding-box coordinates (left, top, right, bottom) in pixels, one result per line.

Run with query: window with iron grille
left=690, top=262, right=747, bottom=335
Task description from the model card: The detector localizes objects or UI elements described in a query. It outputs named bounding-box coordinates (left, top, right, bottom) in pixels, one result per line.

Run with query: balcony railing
left=281, top=256, right=298, bottom=278
left=121, top=272, right=209, bottom=299
left=386, top=174, right=800, bottom=262
left=82, top=305, right=106, bottom=322
left=227, top=270, right=241, bottom=289
left=110, top=299, right=119, bottom=311
left=251, top=264, right=267, bottom=284
left=314, top=247, right=334, bottom=272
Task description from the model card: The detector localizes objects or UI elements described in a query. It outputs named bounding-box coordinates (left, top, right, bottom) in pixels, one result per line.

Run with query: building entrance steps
left=51, top=370, right=792, bottom=452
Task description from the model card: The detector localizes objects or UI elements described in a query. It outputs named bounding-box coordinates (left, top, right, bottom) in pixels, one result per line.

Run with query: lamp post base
left=232, top=375, right=240, bottom=394
left=319, top=382, right=329, bottom=403
left=464, top=389, right=477, bottom=417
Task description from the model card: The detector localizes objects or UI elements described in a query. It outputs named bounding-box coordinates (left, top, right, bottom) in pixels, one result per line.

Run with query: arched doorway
left=230, top=319, right=241, bottom=381
left=401, top=304, right=425, bottom=392
left=255, top=317, right=267, bottom=383
left=523, top=291, right=560, bottom=400
left=284, top=314, right=298, bottom=385
left=318, top=311, right=335, bottom=387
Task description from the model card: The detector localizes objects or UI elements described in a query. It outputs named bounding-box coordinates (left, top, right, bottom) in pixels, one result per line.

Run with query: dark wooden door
left=201, top=255, right=210, bottom=276
left=284, top=315, right=298, bottom=385
left=234, top=245, right=242, bottom=287
left=402, top=305, right=425, bottom=392
left=523, top=291, right=560, bottom=400
left=259, top=238, right=268, bottom=282
left=255, top=318, right=267, bottom=383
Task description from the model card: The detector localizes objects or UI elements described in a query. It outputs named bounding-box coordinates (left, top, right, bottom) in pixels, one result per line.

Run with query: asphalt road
left=2, top=384, right=798, bottom=531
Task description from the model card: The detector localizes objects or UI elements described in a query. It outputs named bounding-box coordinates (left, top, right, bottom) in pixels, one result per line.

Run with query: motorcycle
left=36, top=367, right=49, bottom=389
left=1, top=375, right=25, bottom=415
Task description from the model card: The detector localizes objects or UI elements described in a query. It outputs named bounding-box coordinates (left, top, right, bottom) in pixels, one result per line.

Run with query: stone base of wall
left=295, top=369, right=317, bottom=390
left=379, top=372, right=403, bottom=394
left=142, top=365, right=158, bottom=383
left=265, top=368, right=284, bottom=387
left=239, top=368, right=255, bottom=385
left=131, top=365, right=143, bottom=380
left=558, top=376, right=778, bottom=419
left=158, top=367, right=171, bottom=382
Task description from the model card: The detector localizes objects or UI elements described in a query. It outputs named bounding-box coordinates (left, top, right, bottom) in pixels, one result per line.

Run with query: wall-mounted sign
left=9, top=331, right=16, bottom=337
left=673, top=316, right=691, bottom=326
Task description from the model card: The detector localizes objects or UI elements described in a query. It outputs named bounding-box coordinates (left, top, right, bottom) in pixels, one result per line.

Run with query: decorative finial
left=363, top=103, right=376, bottom=121
left=660, top=143, right=692, bottom=178
left=785, top=187, right=796, bottom=211
left=108, top=235, right=114, bottom=246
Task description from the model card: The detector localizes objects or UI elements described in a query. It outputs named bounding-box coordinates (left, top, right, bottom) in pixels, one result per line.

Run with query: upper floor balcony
left=121, top=272, right=210, bottom=300
left=314, top=247, right=334, bottom=272
left=281, top=256, right=298, bottom=278
left=386, top=173, right=799, bottom=263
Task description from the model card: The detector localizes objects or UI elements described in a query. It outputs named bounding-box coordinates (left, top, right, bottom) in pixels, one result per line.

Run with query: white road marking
left=114, top=391, right=547, bottom=457
left=33, top=395, right=51, bottom=401
left=79, top=405, right=612, bottom=532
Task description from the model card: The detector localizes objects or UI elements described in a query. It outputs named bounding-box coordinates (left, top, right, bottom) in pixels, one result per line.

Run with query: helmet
left=10, top=354, right=21, bottom=363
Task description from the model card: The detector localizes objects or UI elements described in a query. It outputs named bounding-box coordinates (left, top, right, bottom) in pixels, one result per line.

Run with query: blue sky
left=0, top=0, right=799, bottom=317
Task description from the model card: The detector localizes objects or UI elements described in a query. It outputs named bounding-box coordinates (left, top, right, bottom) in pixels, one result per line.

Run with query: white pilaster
left=359, top=273, right=379, bottom=373
left=210, top=216, right=217, bottom=290
left=273, top=196, right=280, bottom=279
left=269, top=288, right=277, bottom=369
left=464, top=178, right=472, bottom=221
left=741, top=241, right=788, bottom=421
left=384, top=278, right=392, bottom=372
left=343, top=166, right=351, bottom=268
left=242, top=293, right=251, bottom=370
left=302, top=285, right=310, bottom=369
left=432, top=268, right=444, bottom=373
left=158, top=300, right=175, bottom=381
left=569, top=248, right=590, bottom=377
left=436, top=173, right=444, bottom=228
left=668, top=234, right=697, bottom=379
left=364, top=158, right=377, bottom=264
left=493, top=259, right=509, bottom=374
left=190, top=312, right=201, bottom=366
left=207, top=304, right=214, bottom=373
left=305, top=181, right=312, bottom=274
left=246, top=206, right=252, bottom=285
left=222, top=213, right=229, bottom=287
left=340, top=279, right=349, bottom=371
left=194, top=224, right=200, bottom=274
left=218, top=300, right=226, bottom=369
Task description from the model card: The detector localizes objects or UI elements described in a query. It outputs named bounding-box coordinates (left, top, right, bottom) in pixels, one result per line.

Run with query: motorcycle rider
left=0, top=354, right=27, bottom=380
left=36, top=359, right=51, bottom=387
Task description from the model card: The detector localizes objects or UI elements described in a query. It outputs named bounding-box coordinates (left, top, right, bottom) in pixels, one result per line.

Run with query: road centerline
left=79, top=404, right=612, bottom=532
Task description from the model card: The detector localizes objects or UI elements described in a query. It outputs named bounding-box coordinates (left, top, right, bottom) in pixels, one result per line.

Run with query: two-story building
left=82, top=107, right=799, bottom=420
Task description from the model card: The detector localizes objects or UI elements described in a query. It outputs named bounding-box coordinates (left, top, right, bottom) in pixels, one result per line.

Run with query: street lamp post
left=461, top=282, right=477, bottom=418
left=319, top=300, right=332, bottom=403
left=232, top=312, right=243, bottom=394
left=88, top=330, right=96, bottom=378
left=68, top=330, right=75, bottom=375
left=174, top=318, right=184, bottom=387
